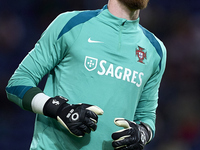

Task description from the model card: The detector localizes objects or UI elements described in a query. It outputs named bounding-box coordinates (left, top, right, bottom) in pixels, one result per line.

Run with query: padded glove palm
left=43, top=96, right=103, bottom=137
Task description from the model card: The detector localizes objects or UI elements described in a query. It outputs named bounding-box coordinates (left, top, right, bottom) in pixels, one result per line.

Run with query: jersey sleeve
left=5, top=11, right=79, bottom=111
left=134, top=40, right=167, bottom=137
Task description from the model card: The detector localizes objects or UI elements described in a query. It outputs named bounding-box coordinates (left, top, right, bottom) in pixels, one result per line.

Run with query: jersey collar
left=99, top=4, right=140, bottom=31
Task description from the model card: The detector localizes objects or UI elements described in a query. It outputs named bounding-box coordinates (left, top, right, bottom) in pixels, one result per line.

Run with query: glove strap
left=43, top=96, right=69, bottom=119
left=139, top=121, right=153, bottom=144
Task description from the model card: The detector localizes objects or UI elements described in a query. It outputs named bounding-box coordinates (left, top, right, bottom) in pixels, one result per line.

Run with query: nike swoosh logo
left=88, top=38, right=104, bottom=43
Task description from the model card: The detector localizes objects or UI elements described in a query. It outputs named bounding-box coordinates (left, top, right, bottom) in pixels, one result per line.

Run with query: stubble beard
left=118, top=0, right=149, bottom=10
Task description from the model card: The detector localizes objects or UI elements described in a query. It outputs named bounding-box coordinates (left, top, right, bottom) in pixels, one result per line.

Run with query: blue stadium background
left=0, top=0, right=200, bottom=149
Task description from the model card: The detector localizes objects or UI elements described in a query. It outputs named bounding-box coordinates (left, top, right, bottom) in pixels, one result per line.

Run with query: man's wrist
left=43, top=96, right=69, bottom=119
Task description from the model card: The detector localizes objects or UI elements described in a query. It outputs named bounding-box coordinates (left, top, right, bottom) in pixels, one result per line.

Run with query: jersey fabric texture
left=6, top=5, right=166, bottom=150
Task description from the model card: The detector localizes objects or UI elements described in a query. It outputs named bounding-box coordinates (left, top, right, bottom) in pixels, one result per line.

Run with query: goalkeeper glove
left=43, top=96, right=103, bottom=137
left=112, top=118, right=152, bottom=150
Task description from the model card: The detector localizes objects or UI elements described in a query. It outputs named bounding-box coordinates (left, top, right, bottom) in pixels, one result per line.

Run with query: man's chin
left=118, top=0, right=149, bottom=10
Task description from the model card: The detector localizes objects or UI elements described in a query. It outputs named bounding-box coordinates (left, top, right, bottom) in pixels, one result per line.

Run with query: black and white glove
left=43, top=96, right=104, bottom=137
left=112, top=118, right=152, bottom=150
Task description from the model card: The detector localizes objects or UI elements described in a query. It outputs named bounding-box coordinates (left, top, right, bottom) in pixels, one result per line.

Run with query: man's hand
left=112, top=118, right=152, bottom=150
left=43, top=96, right=104, bottom=137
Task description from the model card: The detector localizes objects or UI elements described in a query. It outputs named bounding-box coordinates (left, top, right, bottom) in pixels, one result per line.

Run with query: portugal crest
left=84, top=56, right=98, bottom=71
left=136, top=46, right=147, bottom=64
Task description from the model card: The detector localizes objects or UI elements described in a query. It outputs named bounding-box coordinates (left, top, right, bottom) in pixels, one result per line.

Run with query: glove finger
left=85, top=109, right=98, bottom=123
left=78, top=124, right=91, bottom=134
left=114, top=144, right=141, bottom=150
left=112, top=140, right=126, bottom=148
left=114, top=118, right=133, bottom=128
left=71, top=128, right=85, bottom=137
left=112, top=138, right=129, bottom=149
left=84, top=117, right=97, bottom=131
left=112, top=128, right=132, bottom=140
left=113, top=145, right=127, bottom=150
left=86, top=105, right=104, bottom=115
left=112, top=137, right=136, bottom=149
left=127, top=144, right=143, bottom=150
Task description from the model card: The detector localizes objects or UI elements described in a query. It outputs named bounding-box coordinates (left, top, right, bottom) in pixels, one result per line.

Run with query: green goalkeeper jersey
left=6, top=5, right=166, bottom=150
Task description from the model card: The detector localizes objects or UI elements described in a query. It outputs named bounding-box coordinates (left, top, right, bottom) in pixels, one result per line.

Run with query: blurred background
left=0, top=0, right=200, bottom=150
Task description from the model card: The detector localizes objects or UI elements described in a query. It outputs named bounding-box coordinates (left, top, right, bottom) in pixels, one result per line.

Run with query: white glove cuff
left=31, top=93, right=50, bottom=114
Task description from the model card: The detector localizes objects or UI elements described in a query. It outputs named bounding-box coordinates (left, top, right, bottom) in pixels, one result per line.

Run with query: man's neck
left=107, top=0, right=140, bottom=20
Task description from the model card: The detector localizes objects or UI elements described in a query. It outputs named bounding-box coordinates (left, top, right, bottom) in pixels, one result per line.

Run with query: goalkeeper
left=6, top=0, right=166, bottom=149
